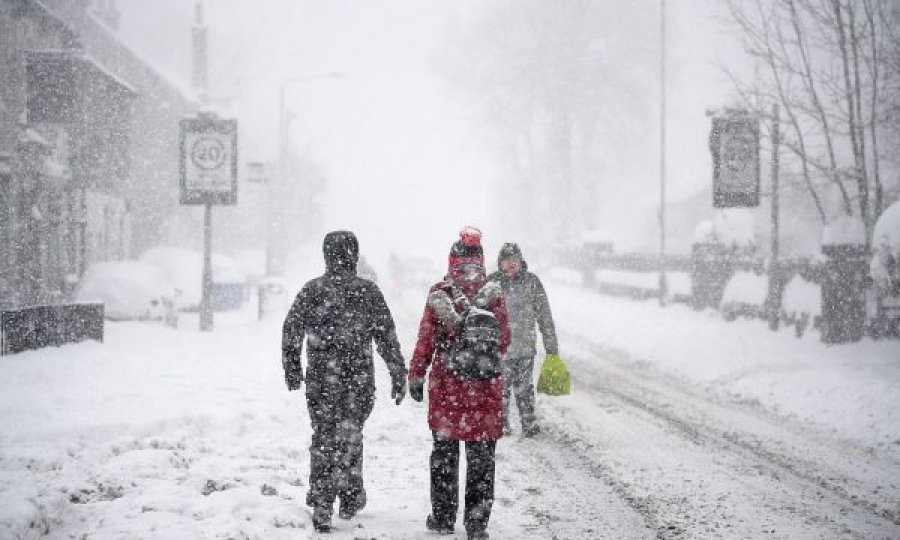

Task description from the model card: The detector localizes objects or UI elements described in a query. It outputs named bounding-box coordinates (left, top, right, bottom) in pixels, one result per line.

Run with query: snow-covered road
left=1, top=275, right=898, bottom=539
left=544, top=335, right=898, bottom=538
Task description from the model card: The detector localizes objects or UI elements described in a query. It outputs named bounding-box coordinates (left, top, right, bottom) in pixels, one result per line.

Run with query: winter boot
left=466, top=529, right=490, bottom=539
left=522, top=423, right=541, bottom=438
left=312, top=506, right=332, bottom=532
left=426, top=514, right=454, bottom=534
left=338, top=491, right=366, bottom=520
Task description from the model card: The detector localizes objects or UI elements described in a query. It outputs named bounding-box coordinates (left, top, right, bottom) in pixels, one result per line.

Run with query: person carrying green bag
left=536, top=353, right=571, bottom=396
left=488, top=243, right=566, bottom=437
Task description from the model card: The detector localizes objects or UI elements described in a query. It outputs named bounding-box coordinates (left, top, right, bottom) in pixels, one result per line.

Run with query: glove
left=283, top=355, right=304, bottom=391
left=451, top=288, right=472, bottom=314
left=409, top=378, right=425, bottom=402
left=285, top=369, right=303, bottom=391
left=391, top=376, right=407, bottom=405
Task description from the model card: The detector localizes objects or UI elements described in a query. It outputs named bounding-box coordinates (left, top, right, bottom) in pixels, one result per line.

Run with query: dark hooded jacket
left=488, top=243, right=558, bottom=359
left=281, top=231, right=407, bottom=400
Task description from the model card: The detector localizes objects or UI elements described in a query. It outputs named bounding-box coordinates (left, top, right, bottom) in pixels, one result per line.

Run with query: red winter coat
left=409, top=279, right=510, bottom=441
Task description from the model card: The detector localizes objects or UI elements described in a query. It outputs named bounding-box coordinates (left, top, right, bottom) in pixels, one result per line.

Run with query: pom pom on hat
left=459, top=226, right=482, bottom=247
left=449, top=225, right=485, bottom=268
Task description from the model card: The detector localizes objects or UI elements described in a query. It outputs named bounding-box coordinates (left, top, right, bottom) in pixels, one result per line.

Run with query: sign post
left=709, top=109, right=760, bottom=208
left=180, top=112, right=237, bottom=331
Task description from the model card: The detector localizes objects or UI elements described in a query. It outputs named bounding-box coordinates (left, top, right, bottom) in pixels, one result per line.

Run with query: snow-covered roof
left=84, top=11, right=200, bottom=104
left=22, top=0, right=78, bottom=40
left=26, top=49, right=138, bottom=95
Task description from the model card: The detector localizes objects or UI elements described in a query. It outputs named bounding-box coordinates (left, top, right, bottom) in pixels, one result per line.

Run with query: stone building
left=0, top=0, right=197, bottom=308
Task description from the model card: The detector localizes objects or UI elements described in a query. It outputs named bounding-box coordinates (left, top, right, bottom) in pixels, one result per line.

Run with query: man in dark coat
left=282, top=231, right=407, bottom=532
left=488, top=243, right=558, bottom=437
left=409, top=227, right=510, bottom=540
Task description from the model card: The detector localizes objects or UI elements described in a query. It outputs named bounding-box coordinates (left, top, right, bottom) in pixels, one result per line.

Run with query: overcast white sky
left=115, top=0, right=746, bottom=263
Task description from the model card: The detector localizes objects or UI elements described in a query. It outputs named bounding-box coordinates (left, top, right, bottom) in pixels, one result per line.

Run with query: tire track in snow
left=542, top=333, right=900, bottom=538
left=496, top=435, right=656, bottom=539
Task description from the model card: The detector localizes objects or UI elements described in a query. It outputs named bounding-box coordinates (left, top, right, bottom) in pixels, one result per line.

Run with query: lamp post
left=658, top=0, right=668, bottom=306
left=265, top=72, right=344, bottom=276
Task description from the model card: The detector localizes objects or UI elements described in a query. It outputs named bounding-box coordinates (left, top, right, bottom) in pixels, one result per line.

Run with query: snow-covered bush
left=719, top=271, right=767, bottom=321
left=693, top=209, right=756, bottom=251
left=781, top=274, right=821, bottom=337
left=871, top=201, right=900, bottom=297
left=75, top=261, right=176, bottom=321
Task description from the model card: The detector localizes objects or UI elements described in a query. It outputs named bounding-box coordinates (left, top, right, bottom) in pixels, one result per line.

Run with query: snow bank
left=74, top=261, right=175, bottom=321
left=720, top=271, right=767, bottom=307
left=781, top=275, right=821, bottom=317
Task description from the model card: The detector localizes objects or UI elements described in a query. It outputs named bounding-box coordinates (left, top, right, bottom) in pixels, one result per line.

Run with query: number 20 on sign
left=179, top=115, right=238, bottom=206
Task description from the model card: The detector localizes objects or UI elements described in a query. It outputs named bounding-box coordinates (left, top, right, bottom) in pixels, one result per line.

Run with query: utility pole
left=767, top=103, right=781, bottom=330
left=658, top=0, right=668, bottom=306
left=194, top=1, right=213, bottom=331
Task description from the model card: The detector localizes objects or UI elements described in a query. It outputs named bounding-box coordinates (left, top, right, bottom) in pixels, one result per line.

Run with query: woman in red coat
left=408, top=227, right=510, bottom=540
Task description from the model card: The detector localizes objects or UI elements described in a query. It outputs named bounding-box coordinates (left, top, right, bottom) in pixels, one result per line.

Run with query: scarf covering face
left=448, top=262, right=487, bottom=297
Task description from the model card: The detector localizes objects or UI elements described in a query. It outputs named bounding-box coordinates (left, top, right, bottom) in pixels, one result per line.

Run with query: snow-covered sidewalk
left=0, top=299, right=646, bottom=539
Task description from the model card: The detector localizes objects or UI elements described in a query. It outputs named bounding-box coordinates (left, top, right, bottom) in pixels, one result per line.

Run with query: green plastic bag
left=536, top=354, right=571, bottom=396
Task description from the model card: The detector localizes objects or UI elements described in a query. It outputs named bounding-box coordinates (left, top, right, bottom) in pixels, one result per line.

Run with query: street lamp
left=266, top=72, right=345, bottom=276
left=658, top=0, right=668, bottom=306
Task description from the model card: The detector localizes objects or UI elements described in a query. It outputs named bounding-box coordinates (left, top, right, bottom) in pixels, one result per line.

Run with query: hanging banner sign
left=709, top=112, right=760, bottom=208
left=180, top=113, right=238, bottom=205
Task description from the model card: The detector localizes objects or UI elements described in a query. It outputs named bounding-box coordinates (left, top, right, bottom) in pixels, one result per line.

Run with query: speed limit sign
left=180, top=113, right=238, bottom=205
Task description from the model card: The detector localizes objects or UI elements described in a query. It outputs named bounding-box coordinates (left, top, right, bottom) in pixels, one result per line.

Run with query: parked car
left=75, top=261, right=179, bottom=322
left=140, top=247, right=247, bottom=312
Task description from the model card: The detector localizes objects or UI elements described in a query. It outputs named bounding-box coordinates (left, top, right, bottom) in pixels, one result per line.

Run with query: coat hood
left=323, top=230, right=359, bottom=275
left=497, top=242, right=528, bottom=272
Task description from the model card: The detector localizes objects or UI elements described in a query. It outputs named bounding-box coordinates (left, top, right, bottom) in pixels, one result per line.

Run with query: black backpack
left=446, top=305, right=502, bottom=380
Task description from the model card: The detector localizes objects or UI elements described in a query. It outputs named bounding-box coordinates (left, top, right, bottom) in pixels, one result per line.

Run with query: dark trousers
left=502, top=355, right=537, bottom=429
left=430, top=431, right=496, bottom=534
left=306, top=387, right=374, bottom=512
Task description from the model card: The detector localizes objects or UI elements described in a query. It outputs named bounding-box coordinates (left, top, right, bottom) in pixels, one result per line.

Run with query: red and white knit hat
left=448, top=226, right=484, bottom=269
